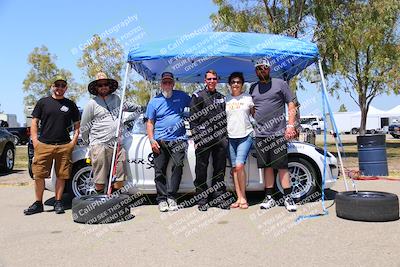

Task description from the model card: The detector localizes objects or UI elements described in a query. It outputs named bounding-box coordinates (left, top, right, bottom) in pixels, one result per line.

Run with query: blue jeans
left=228, top=135, right=253, bottom=167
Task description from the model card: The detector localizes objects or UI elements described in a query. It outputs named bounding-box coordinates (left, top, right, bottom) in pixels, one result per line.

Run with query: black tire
left=66, top=161, right=96, bottom=198
left=275, top=157, right=320, bottom=203
left=0, top=144, right=15, bottom=173
left=391, top=134, right=399, bottom=139
left=72, top=194, right=134, bottom=224
left=351, top=128, right=359, bottom=135
left=336, top=191, right=399, bottom=222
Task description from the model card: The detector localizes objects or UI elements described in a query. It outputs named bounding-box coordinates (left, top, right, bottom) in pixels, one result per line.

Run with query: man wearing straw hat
left=81, top=72, right=127, bottom=194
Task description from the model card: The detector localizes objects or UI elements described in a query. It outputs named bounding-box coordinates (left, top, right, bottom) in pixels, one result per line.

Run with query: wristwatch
left=287, top=124, right=295, bottom=128
left=150, top=139, right=157, bottom=144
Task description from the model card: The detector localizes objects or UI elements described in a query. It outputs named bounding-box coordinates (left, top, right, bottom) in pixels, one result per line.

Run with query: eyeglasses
left=230, top=80, right=242, bottom=85
left=206, top=77, right=218, bottom=81
left=97, top=83, right=109, bottom=88
left=54, top=82, right=67, bottom=88
left=256, top=66, right=269, bottom=71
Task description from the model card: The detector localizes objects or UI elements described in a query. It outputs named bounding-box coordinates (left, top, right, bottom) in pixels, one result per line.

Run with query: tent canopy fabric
left=127, top=32, right=319, bottom=83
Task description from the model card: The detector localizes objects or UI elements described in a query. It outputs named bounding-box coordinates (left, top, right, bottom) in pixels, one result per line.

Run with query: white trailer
left=326, top=106, right=388, bottom=134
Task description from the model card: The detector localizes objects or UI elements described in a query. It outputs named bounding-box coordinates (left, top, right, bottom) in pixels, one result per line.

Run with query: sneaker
left=198, top=203, right=209, bottom=212
left=284, top=196, right=297, bottom=212
left=167, top=198, right=179, bottom=211
left=158, top=201, right=169, bottom=212
left=54, top=200, right=65, bottom=214
left=24, top=201, right=44, bottom=215
left=260, top=195, right=276, bottom=210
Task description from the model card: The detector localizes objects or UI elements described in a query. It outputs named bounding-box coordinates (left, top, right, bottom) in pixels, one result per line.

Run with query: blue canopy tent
left=109, top=32, right=349, bottom=217
left=127, top=32, right=319, bottom=83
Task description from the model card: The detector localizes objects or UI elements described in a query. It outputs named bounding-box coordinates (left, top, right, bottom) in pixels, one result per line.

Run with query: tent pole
left=317, top=60, right=349, bottom=191
left=106, top=63, right=131, bottom=195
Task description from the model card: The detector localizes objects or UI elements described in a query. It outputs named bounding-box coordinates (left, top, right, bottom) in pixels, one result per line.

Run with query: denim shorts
left=228, top=134, right=253, bottom=167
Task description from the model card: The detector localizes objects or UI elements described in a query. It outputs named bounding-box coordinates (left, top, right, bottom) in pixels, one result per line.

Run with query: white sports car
left=31, top=113, right=338, bottom=202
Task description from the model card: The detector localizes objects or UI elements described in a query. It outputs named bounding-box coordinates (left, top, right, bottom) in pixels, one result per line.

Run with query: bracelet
left=150, top=139, right=156, bottom=144
left=287, top=125, right=295, bottom=128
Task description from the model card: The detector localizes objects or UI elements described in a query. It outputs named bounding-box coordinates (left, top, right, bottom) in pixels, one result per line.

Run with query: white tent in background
left=385, top=105, right=400, bottom=116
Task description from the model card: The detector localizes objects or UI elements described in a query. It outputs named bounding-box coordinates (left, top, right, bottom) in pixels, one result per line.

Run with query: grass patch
left=315, top=134, right=400, bottom=177
left=15, top=146, right=28, bottom=169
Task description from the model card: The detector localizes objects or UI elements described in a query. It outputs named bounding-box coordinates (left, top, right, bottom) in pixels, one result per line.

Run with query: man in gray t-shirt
left=250, top=58, right=297, bottom=212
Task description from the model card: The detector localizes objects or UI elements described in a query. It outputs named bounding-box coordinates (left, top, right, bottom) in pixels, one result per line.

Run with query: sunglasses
left=230, top=80, right=242, bottom=85
left=256, top=66, right=269, bottom=71
left=206, top=77, right=218, bottom=81
left=97, top=83, right=109, bottom=88
left=54, top=82, right=67, bottom=88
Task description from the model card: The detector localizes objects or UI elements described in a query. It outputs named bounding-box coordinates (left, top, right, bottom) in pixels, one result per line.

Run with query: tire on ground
left=335, top=191, right=399, bottom=222
left=72, top=194, right=133, bottom=224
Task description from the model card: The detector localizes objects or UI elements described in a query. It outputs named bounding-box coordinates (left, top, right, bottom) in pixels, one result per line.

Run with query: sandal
left=239, top=202, right=249, bottom=209
left=230, top=201, right=240, bottom=208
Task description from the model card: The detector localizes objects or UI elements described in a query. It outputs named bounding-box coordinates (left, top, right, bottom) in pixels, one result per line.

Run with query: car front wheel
left=276, top=157, right=320, bottom=202
left=67, top=162, right=96, bottom=198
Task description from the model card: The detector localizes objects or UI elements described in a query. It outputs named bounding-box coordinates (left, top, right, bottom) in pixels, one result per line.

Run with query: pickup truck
left=28, top=113, right=339, bottom=203
left=389, top=122, right=400, bottom=138
left=6, top=127, right=30, bottom=145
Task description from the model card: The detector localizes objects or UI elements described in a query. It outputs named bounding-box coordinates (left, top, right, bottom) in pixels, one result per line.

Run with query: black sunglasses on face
left=97, top=83, right=109, bottom=88
left=256, top=66, right=269, bottom=71
left=54, top=82, right=67, bottom=88
left=230, top=80, right=242, bottom=85
left=206, top=77, right=218, bottom=81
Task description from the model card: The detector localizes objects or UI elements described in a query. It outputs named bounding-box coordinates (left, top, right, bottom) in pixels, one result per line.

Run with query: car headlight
left=314, top=147, right=332, bottom=158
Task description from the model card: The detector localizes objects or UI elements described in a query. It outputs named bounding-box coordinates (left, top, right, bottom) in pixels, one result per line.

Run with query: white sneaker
left=158, top=201, right=169, bottom=212
left=284, top=196, right=297, bottom=212
left=260, top=195, right=276, bottom=210
left=167, top=198, right=179, bottom=211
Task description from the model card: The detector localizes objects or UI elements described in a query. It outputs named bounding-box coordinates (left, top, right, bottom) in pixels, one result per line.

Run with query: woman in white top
left=226, top=72, right=254, bottom=209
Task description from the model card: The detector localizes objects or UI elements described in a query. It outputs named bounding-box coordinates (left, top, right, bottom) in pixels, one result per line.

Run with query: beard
left=162, top=90, right=173, bottom=98
left=98, top=89, right=110, bottom=97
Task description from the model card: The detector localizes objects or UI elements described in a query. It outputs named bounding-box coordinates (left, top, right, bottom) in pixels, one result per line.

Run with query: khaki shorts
left=32, top=142, right=74, bottom=180
left=89, top=144, right=127, bottom=185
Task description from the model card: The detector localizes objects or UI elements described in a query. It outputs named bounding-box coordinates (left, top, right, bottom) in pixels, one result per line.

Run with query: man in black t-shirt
left=24, top=76, right=80, bottom=215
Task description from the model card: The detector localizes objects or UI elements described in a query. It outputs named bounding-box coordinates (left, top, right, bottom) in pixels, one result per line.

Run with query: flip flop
left=230, top=201, right=240, bottom=208
left=240, top=202, right=249, bottom=209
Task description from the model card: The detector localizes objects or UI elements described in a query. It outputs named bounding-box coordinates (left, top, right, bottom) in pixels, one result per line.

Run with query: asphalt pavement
left=0, top=177, right=399, bottom=267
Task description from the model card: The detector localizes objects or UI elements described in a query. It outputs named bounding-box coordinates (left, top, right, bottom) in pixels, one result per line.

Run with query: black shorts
left=254, top=136, right=288, bottom=169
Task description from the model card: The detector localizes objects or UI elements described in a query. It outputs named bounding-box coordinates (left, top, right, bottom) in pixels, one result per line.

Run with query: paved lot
left=0, top=177, right=399, bottom=267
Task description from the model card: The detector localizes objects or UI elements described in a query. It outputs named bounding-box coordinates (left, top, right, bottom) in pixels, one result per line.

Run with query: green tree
left=314, top=0, right=400, bottom=135
left=77, top=34, right=155, bottom=106
left=22, top=46, right=81, bottom=117
left=338, top=104, right=347, bottom=112
left=211, top=0, right=312, bottom=36
left=211, top=0, right=314, bottom=130
left=77, top=34, right=124, bottom=82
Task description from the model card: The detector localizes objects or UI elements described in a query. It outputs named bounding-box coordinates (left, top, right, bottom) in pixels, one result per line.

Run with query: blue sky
left=0, top=0, right=399, bottom=125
